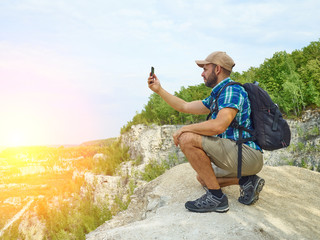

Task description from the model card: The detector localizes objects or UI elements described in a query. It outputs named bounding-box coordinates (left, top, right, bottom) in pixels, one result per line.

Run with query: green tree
left=122, top=39, right=320, bottom=130
left=299, top=59, right=320, bottom=106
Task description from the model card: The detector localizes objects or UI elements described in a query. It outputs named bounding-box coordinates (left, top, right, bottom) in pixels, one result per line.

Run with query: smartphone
left=151, top=66, right=154, bottom=77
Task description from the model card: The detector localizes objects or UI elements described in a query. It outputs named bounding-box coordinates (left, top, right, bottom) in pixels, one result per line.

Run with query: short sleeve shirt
left=202, top=77, right=261, bottom=151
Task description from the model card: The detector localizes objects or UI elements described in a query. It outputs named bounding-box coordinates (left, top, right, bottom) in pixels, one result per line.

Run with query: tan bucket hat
left=195, top=51, right=235, bottom=72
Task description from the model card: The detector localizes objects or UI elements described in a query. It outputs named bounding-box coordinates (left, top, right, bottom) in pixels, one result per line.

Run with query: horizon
left=1, top=0, right=320, bottom=147
left=0, top=137, right=117, bottom=149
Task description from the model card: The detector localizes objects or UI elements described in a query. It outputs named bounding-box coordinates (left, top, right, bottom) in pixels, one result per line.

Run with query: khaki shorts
left=202, top=136, right=263, bottom=178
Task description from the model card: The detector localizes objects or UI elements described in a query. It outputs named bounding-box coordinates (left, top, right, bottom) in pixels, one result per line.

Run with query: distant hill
left=80, top=138, right=117, bottom=147
left=0, top=138, right=117, bottom=154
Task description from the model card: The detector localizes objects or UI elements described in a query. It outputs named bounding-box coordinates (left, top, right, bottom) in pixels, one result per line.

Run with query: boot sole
left=185, top=204, right=229, bottom=213
left=250, top=178, right=265, bottom=205
left=239, top=178, right=265, bottom=205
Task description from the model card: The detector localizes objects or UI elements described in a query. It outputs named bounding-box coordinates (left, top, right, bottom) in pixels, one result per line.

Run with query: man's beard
left=205, top=71, right=218, bottom=88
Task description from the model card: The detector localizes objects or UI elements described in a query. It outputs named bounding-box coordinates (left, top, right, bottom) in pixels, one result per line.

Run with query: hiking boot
left=185, top=188, right=229, bottom=213
left=238, top=175, right=265, bottom=205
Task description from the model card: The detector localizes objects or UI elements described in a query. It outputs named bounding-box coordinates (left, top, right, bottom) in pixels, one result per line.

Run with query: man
left=147, top=51, right=264, bottom=213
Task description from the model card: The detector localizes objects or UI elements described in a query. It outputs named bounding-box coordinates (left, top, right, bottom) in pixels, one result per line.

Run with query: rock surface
left=121, top=109, right=320, bottom=170
left=86, top=163, right=320, bottom=240
left=121, top=124, right=185, bottom=167
left=263, top=109, right=320, bottom=168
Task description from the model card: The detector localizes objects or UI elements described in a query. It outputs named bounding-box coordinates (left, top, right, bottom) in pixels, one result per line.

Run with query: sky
left=0, top=0, right=319, bottom=146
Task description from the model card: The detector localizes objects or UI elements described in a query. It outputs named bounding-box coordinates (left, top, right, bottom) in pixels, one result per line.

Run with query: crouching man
left=147, top=51, right=264, bottom=213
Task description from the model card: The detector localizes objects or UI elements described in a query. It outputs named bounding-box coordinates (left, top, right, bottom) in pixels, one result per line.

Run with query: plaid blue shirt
left=202, top=78, right=261, bottom=151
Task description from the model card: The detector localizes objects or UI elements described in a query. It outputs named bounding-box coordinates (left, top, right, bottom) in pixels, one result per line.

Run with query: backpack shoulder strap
left=206, top=82, right=242, bottom=120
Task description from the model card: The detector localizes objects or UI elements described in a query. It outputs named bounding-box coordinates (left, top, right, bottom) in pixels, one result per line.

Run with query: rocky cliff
left=86, top=109, right=320, bottom=240
left=86, top=164, right=320, bottom=240
left=120, top=124, right=185, bottom=167
left=120, top=109, right=320, bottom=170
left=263, top=109, right=320, bottom=169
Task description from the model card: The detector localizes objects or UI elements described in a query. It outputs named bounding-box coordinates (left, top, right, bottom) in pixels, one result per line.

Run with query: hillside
left=86, top=109, right=320, bottom=240
left=86, top=163, right=320, bottom=240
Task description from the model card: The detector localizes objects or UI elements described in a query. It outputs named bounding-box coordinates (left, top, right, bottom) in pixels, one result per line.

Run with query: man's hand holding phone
left=148, top=66, right=161, bottom=93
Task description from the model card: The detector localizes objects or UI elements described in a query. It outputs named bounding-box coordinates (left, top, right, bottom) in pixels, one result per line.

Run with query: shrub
left=141, top=159, right=169, bottom=182
left=140, top=153, right=187, bottom=182
left=92, top=139, right=131, bottom=176
left=40, top=187, right=112, bottom=240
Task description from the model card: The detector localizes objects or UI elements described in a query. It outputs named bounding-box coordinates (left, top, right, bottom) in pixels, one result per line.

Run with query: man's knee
left=179, top=132, right=202, bottom=151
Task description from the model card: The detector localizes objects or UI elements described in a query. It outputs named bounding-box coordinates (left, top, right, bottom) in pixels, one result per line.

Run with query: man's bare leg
left=178, top=132, right=239, bottom=189
left=197, top=175, right=239, bottom=187
left=178, top=132, right=220, bottom=190
left=179, top=132, right=230, bottom=212
left=197, top=175, right=239, bottom=188
left=218, top=177, right=239, bottom=187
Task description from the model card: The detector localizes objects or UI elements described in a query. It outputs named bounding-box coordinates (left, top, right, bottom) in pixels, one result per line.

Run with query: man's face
left=202, top=64, right=217, bottom=88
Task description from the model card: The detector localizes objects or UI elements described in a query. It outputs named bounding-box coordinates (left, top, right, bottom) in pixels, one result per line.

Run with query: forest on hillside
left=122, top=40, right=320, bottom=133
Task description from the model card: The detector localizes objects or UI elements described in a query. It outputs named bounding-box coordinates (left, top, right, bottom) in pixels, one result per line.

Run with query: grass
left=38, top=186, right=112, bottom=240
left=0, top=204, right=25, bottom=230
left=140, top=154, right=187, bottom=182
left=286, top=140, right=320, bottom=172
left=1, top=182, right=114, bottom=240
left=141, top=159, right=169, bottom=182
left=1, top=219, right=23, bottom=239
left=92, top=139, right=131, bottom=176
left=0, top=171, right=83, bottom=202
left=297, top=125, right=320, bottom=141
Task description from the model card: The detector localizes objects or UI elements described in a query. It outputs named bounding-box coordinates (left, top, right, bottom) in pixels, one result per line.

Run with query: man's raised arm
left=147, top=73, right=210, bottom=115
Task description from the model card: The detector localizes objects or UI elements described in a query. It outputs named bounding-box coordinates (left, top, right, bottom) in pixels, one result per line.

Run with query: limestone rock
left=121, top=124, right=185, bottom=166
left=86, top=163, right=320, bottom=240
left=84, top=172, right=122, bottom=205
left=264, top=109, right=320, bottom=168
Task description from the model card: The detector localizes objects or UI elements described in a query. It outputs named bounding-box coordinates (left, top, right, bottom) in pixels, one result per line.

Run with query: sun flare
left=1, top=110, right=49, bottom=147
left=8, top=132, right=26, bottom=147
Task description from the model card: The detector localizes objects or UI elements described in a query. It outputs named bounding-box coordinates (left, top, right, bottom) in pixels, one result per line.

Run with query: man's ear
left=215, top=65, right=222, bottom=75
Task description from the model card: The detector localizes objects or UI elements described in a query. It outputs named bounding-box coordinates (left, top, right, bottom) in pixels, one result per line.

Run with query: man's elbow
left=214, top=125, right=227, bottom=135
left=207, top=120, right=228, bottom=135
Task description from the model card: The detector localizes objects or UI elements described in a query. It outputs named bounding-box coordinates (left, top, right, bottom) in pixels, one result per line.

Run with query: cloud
left=1, top=0, right=320, bottom=145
